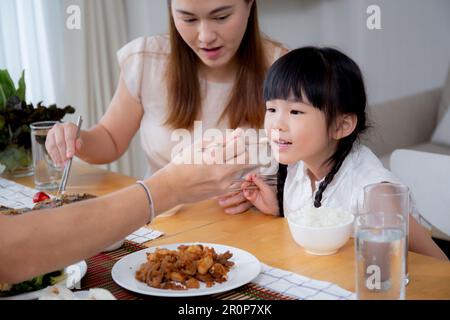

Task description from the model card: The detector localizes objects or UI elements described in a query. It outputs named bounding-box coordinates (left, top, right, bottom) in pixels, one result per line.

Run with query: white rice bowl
left=286, top=207, right=354, bottom=255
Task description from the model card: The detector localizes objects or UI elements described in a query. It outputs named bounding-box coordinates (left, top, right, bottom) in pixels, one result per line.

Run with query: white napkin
left=254, top=263, right=355, bottom=300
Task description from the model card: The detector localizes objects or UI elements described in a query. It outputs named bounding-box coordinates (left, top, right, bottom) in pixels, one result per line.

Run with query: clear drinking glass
left=363, top=182, right=410, bottom=285
left=355, top=212, right=407, bottom=300
left=30, top=121, right=63, bottom=190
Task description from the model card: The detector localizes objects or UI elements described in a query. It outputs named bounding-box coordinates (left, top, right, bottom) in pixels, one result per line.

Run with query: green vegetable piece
left=16, top=70, right=26, bottom=102
left=0, top=85, right=6, bottom=110
left=0, top=70, right=16, bottom=100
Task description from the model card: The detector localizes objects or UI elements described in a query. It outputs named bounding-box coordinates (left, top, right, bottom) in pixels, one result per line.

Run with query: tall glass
left=30, top=121, right=63, bottom=190
left=355, top=212, right=407, bottom=300
left=363, top=182, right=410, bottom=285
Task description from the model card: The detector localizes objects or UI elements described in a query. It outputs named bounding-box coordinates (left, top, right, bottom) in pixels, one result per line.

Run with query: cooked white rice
left=288, top=207, right=352, bottom=227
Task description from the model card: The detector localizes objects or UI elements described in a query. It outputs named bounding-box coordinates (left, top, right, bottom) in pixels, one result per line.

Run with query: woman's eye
left=266, top=108, right=276, bottom=113
left=183, top=18, right=197, bottom=23
left=290, top=110, right=304, bottom=115
left=215, top=15, right=230, bottom=21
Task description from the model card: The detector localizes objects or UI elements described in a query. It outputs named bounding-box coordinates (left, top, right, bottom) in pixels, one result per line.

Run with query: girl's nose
left=198, top=21, right=216, bottom=45
left=272, top=114, right=288, bottom=132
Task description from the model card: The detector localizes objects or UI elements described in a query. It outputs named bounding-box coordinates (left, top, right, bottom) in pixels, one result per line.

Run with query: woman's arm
left=0, top=130, right=251, bottom=283
left=46, top=75, right=143, bottom=166
left=78, top=75, right=144, bottom=164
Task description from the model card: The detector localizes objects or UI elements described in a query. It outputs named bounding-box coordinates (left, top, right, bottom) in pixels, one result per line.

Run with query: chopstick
left=202, top=139, right=270, bottom=151
left=56, top=116, right=83, bottom=197
left=227, top=181, right=277, bottom=193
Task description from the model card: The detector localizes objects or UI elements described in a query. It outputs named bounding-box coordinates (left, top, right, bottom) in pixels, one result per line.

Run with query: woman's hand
left=242, top=173, right=279, bottom=216
left=216, top=191, right=253, bottom=215
left=45, top=122, right=83, bottom=168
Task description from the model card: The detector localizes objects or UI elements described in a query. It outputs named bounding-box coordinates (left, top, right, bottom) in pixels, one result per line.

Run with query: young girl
left=243, top=47, right=448, bottom=260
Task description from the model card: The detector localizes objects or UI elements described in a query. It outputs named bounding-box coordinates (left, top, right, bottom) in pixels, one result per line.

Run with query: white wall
left=125, top=0, right=450, bottom=106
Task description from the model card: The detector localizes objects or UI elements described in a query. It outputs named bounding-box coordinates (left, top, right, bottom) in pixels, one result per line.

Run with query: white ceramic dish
left=112, top=242, right=261, bottom=297
left=287, top=215, right=355, bottom=255
left=0, top=261, right=87, bottom=300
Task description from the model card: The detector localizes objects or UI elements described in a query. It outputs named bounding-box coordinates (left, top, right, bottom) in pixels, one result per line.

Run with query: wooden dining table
left=13, top=162, right=450, bottom=300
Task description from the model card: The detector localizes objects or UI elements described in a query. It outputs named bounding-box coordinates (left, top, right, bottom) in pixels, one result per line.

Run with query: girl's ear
left=333, top=114, right=357, bottom=140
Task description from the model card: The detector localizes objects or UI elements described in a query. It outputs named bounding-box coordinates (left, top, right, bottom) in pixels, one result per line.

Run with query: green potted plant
left=0, top=69, right=75, bottom=177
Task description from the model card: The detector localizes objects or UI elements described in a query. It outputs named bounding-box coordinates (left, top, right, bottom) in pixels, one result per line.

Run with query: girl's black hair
left=264, top=47, right=368, bottom=215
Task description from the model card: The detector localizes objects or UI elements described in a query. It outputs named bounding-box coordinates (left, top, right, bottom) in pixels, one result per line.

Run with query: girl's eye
left=183, top=18, right=197, bottom=23
left=290, top=110, right=304, bottom=115
left=215, top=15, right=230, bottom=21
left=266, top=108, right=276, bottom=113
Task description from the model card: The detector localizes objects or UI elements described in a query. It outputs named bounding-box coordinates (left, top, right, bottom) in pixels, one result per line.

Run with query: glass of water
left=363, top=182, right=410, bottom=285
left=30, top=121, right=63, bottom=190
left=355, top=212, right=407, bottom=300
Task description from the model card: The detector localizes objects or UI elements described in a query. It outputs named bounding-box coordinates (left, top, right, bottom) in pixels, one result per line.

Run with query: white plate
left=0, top=261, right=87, bottom=300
left=111, top=243, right=261, bottom=297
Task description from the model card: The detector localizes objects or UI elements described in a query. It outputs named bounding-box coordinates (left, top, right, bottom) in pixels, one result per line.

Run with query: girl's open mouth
left=273, top=139, right=292, bottom=151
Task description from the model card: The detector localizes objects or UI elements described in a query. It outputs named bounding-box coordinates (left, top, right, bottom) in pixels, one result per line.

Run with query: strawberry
left=33, top=191, right=51, bottom=203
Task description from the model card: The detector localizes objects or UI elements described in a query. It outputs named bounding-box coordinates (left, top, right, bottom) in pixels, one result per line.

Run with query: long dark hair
left=263, top=47, right=368, bottom=215
left=165, top=0, right=268, bottom=129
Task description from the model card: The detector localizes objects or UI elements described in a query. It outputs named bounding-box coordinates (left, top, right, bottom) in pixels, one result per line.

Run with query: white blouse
left=117, top=35, right=286, bottom=177
left=283, top=144, right=403, bottom=216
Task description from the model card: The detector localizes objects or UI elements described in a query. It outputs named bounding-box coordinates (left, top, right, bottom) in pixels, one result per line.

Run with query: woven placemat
left=78, top=241, right=295, bottom=300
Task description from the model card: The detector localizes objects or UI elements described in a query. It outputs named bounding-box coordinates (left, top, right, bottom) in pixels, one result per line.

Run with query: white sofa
left=390, top=149, right=450, bottom=240
left=363, top=86, right=450, bottom=168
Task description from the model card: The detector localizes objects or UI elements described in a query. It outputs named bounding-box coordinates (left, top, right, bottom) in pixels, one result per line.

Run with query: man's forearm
left=0, top=172, right=178, bottom=284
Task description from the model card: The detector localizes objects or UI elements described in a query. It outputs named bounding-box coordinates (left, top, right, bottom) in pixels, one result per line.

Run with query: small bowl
left=287, top=214, right=354, bottom=255
left=102, top=239, right=125, bottom=252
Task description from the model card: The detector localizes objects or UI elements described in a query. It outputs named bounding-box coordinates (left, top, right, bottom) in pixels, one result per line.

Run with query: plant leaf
left=0, top=69, right=16, bottom=100
left=16, top=70, right=26, bottom=101
left=0, top=85, right=6, bottom=110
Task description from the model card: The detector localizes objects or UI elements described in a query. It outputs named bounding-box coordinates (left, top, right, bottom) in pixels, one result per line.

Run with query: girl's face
left=171, top=0, right=253, bottom=70
left=264, top=98, right=335, bottom=166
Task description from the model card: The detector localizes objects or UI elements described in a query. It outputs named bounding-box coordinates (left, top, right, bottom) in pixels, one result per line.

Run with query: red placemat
left=78, top=241, right=295, bottom=300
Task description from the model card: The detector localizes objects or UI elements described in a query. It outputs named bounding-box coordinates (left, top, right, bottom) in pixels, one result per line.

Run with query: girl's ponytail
left=313, top=135, right=356, bottom=207
left=277, top=164, right=288, bottom=217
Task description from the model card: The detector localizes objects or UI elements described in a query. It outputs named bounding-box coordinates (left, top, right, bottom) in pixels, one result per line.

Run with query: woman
left=46, top=0, right=287, bottom=214
left=0, top=130, right=253, bottom=284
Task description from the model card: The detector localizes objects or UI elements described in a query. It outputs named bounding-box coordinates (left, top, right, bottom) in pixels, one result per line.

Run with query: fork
left=56, top=116, right=83, bottom=198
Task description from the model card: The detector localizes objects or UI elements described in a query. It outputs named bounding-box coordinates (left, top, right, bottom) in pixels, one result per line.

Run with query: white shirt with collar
left=283, top=144, right=401, bottom=216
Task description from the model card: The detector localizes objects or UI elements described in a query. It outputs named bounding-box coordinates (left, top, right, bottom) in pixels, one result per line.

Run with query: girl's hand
left=216, top=191, right=253, bottom=215
left=242, top=173, right=279, bottom=216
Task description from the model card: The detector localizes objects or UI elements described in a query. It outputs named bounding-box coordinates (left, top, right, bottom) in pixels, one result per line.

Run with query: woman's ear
left=333, top=114, right=357, bottom=140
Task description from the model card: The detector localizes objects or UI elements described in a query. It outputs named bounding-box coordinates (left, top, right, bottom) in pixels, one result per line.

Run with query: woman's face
left=264, top=98, right=334, bottom=166
left=171, top=0, right=253, bottom=70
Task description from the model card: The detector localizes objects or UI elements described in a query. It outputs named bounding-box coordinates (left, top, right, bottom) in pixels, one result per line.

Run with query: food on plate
left=135, top=244, right=235, bottom=290
left=0, top=270, right=66, bottom=298
left=0, top=193, right=97, bottom=215
left=32, top=191, right=51, bottom=203
left=0, top=206, right=30, bottom=215
left=32, top=193, right=96, bottom=209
